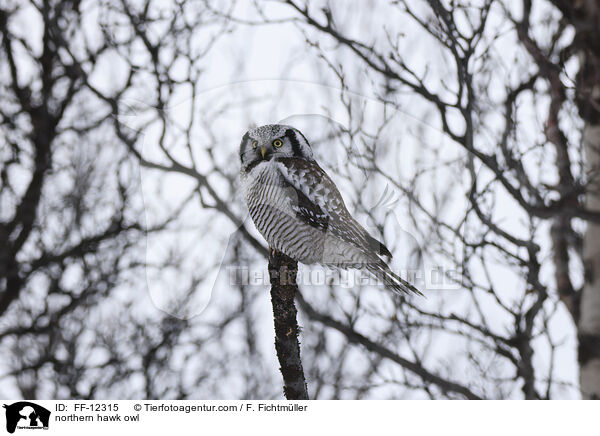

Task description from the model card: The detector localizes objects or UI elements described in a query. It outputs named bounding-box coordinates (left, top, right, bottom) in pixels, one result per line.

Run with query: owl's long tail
left=366, top=260, right=423, bottom=296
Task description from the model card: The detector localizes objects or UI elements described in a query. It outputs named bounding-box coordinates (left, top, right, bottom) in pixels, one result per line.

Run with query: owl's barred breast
left=241, top=161, right=364, bottom=265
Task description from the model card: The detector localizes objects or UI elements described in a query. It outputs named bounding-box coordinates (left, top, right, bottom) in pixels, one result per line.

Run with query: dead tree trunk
left=268, top=249, right=309, bottom=400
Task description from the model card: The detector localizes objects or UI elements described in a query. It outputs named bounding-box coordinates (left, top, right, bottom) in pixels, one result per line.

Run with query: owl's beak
left=260, top=146, right=267, bottom=159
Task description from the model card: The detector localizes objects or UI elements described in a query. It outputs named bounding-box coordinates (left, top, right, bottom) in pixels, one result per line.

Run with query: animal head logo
left=3, top=402, right=50, bottom=434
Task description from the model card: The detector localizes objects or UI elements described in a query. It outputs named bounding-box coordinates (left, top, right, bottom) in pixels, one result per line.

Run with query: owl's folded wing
left=276, top=158, right=391, bottom=257
left=289, top=185, right=331, bottom=232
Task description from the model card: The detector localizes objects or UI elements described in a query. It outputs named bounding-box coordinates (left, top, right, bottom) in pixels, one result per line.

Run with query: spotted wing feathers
left=276, top=157, right=390, bottom=259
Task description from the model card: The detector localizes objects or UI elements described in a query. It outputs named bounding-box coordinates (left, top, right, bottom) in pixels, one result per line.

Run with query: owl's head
left=240, top=124, right=313, bottom=171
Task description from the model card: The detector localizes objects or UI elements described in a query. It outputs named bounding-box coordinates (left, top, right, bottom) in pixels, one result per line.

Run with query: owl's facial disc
left=240, top=124, right=314, bottom=171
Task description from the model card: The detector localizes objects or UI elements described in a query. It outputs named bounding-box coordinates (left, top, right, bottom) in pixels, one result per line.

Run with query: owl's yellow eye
left=252, top=140, right=258, bottom=149
left=273, top=139, right=283, bottom=148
